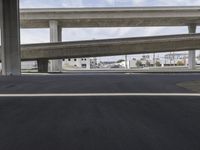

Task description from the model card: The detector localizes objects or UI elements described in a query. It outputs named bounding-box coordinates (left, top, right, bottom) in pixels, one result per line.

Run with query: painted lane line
left=0, top=93, right=199, bottom=97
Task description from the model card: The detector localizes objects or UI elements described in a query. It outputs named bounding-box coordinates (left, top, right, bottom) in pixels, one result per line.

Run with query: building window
left=68, top=58, right=71, bottom=61
left=82, top=64, right=87, bottom=68
left=74, top=59, right=77, bottom=61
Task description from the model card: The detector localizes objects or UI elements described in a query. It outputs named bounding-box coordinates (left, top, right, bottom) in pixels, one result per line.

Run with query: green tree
left=177, top=61, right=184, bottom=66
left=136, top=60, right=142, bottom=67
left=145, top=61, right=151, bottom=67
left=155, top=61, right=161, bottom=67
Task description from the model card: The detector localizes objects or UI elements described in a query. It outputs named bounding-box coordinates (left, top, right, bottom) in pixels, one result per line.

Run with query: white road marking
left=0, top=93, right=199, bottom=97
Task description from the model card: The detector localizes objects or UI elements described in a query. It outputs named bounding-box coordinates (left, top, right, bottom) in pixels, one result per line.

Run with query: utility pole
left=125, top=55, right=128, bottom=69
left=153, top=53, right=156, bottom=67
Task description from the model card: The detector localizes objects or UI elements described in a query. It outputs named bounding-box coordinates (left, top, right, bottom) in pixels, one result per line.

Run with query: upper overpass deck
left=20, top=6, right=200, bottom=28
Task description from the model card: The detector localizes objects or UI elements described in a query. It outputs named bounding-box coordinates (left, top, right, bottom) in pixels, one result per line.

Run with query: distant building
left=98, top=60, right=126, bottom=69
left=118, top=61, right=127, bottom=68
left=21, top=61, right=37, bottom=70
left=98, top=61, right=117, bottom=68
left=90, top=58, right=98, bottom=69
left=129, top=58, right=137, bottom=68
left=129, top=55, right=162, bottom=68
left=140, top=55, right=154, bottom=67
left=63, top=58, right=90, bottom=69
left=163, top=53, right=188, bottom=66
left=196, top=54, right=200, bottom=65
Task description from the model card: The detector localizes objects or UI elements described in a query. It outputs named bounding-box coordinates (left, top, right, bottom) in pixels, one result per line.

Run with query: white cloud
left=60, top=0, right=84, bottom=7
left=104, top=0, right=115, bottom=5
left=132, top=0, right=145, bottom=6
left=142, top=0, right=200, bottom=6
left=21, top=29, right=49, bottom=44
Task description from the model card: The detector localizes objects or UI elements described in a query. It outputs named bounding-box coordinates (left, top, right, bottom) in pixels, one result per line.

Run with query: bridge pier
left=37, top=59, right=48, bottom=73
left=0, top=0, right=21, bottom=75
left=49, top=20, right=62, bottom=72
left=188, top=24, right=196, bottom=70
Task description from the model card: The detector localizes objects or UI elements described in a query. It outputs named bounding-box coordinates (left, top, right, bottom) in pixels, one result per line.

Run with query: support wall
left=49, top=20, right=62, bottom=72
left=188, top=24, right=197, bottom=70
left=0, top=0, right=21, bottom=75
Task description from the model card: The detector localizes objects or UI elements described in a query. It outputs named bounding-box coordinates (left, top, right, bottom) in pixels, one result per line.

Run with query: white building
left=63, top=58, right=91, bottom=70
left=129, top=58, right=137, bottom=68
left=129, top=55, right=162, bottom=68
left=98, top=59, right=130, bottom=69
left=140, top=55, right=154, bottom=66
left=90, top=58, right=98, bottom=69
left=197, top=55, right=200, bottom=65
left=163, top=53, right=188, bottom=66
left=118, top=61, right=128, bottom=68
left=21, top=61, right=37, bottom=70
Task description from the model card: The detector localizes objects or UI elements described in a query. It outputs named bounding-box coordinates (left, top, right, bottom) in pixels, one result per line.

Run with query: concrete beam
left=37, top=59, right=48, bottom=73
left=1, top=34, right=200, bottom=61
left=0, top=0, right=21, bottom=75
left=20, top=7, right=200, bottom=28
left=188, top=24, right=196, bottom=69
left=19, top=33, right=200, bottom=60
left=49, top=20, right=62, bottom=72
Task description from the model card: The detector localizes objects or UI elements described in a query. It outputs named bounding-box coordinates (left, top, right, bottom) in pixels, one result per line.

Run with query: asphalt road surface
left=1, top=73, right=200, bottom=93
left=0, top=73, right=200, bottom=150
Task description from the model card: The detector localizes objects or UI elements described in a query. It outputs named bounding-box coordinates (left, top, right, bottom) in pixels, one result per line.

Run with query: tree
left=155, top=61, right=161, bottom=67
left=136, top=60, right=142, bottom=67
left=177, top=61, right=184, bottom=66
left=145, top=60, right=151, bottom=67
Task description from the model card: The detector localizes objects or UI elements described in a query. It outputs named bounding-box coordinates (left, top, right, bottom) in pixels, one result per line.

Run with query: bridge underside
left=1, top=6, right=200, bottom=75
left=19, top=33, right=200, bottom=60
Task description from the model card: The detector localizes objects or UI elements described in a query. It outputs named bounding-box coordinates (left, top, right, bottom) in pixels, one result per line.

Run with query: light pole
left=125, top=55, right=128, bottom=69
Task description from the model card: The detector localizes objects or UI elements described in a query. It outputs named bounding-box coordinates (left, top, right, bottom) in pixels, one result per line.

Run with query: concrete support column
left=0, top=0, right=21, bottom=75
left=37, top=59, right=48, bottom=73
left=37, top=59, right=49, bottom=73
left=49, top=20, right=62, bottom=72
left=188, top=24, right=197, bottom=70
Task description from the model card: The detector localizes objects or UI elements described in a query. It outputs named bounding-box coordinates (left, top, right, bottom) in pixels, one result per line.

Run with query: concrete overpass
left=20, top=7, right=200, bottom=28
left=1, top=33, right=200, bottom=72
left=20, top=7, right=199, bottom=72
left=1, top=4, right=200, bottom=75
left=20, top=33, right=200, bottom=60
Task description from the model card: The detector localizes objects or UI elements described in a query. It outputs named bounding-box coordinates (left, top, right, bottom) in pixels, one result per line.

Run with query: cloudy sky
left=20, top=0, right=200, bottom=61
left=20, top=0, right=200, bottom=8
